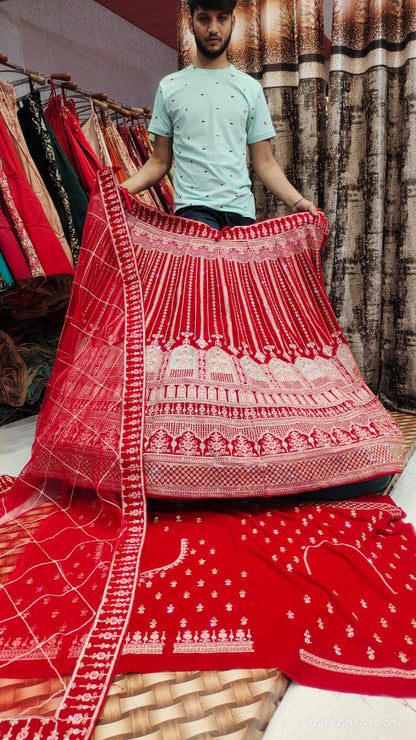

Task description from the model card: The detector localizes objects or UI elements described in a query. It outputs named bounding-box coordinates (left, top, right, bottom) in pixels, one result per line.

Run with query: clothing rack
left=0, top=53, right=46, bottom=86
left=0, top=54, right=152, bottom=122
left=0, top=50, right=174, bottom=294
left=0, top=49, right=176, bottom=427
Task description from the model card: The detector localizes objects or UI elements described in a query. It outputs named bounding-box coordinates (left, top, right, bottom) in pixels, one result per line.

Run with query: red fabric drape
left=117, top=495, right=416, bottom=698
left=45, top=92, right=102, bottom=198
left=0, top=169, right=412, bottom=740
left=0, top=199, right=32, bottom=281
left=0, top=115, right=74, bottom=278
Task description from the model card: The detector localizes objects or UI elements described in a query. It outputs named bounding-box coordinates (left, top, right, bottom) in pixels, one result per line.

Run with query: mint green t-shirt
left=148, top=64, right=275, bottom=219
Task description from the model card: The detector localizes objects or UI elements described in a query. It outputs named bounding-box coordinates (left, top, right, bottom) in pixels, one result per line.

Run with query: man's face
left=189, top=6, right=235, bottom=59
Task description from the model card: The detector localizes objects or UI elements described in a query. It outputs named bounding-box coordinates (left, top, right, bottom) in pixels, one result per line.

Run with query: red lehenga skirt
left=0, top=168, right=413, bottom=740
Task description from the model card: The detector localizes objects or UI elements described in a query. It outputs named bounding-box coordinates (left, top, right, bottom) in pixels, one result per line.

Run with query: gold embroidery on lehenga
left=122, top=628, right=166, bottom=655
left=173, top=625, right=254, bottom=653
left=139, top=538, right=189, bottom=578
left=299, top=650, right=416, bottom=678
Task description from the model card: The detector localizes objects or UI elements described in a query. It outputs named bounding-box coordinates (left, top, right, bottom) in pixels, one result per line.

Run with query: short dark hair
left=188, top=0, right=237, bottom=15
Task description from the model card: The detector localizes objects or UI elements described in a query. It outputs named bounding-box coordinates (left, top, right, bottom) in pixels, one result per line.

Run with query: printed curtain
left=323, top=0, right=416, bottom=411
left=177, top=0, right=327, bottom=220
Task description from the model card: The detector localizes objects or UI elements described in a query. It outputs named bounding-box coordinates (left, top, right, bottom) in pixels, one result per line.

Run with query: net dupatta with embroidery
left=0, top=168, right=406, bottom=738
left=0, top=168, right=147, bottom=738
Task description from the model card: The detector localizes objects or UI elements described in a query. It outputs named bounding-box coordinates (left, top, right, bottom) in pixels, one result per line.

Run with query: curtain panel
left=177, top=0, right=327, bottom=220
left=323, top=0, right=416, bottom=411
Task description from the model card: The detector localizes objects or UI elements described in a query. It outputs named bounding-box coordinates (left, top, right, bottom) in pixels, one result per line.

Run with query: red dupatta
left=0, top=168, right=146, bottom=737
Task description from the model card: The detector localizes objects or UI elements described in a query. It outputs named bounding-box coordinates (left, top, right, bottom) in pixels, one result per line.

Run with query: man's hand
left=291, top=197, right=319, bottom=218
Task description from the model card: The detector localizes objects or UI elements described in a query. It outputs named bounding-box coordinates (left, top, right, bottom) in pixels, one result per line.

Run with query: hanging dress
left=45, top=86, right=102, bottom=197
left=117, top=121, right=142, bottom=167
left=81, top=106, right=112, bottom=168
left=0, top=113, right=74, bottom=279
left=130, top=122, right=174, bottom=212
left=18, top=88, right=87, bottom=264
left=0, top=193, right=32, bottom=282
left=0, top=158, right=44, bottom=279
left=0, top=248, right=14, bottom=291
left=101, top=115, right=158, bottom=207
left=117, top=122, right=166, bottom=211
left=104, top=116, right=138, bottom=178
left=0, top=81, right=74, bottom=268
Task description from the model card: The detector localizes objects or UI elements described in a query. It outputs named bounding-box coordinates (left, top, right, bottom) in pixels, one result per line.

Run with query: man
left=122, top=0, right=318, bottom=229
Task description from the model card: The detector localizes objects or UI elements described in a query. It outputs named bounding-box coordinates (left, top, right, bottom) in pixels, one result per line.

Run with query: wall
left=0, top=0, right=177, bottom=110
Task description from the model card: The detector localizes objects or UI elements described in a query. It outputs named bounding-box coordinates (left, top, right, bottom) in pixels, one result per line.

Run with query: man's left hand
left=291, top=198, right=319, bottom=218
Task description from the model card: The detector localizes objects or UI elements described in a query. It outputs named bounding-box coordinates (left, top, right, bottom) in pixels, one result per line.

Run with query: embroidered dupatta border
left=3, top=168, right=147, bottom=739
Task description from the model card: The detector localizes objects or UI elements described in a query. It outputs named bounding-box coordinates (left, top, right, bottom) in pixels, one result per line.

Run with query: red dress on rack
left=0, top=198, right=32, bottom=281
left=0, top=114, right=74, bottom=278
left=45, top=92, right=102, bottom=198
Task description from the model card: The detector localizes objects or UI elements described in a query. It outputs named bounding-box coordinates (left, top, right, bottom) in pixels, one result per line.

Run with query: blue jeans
left=175, top=206, right=256, bottom=231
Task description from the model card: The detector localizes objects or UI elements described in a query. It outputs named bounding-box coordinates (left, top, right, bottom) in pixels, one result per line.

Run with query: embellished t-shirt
left=148, top=64, right=276, bottom=219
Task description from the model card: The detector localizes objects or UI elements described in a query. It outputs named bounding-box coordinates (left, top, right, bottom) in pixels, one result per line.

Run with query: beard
left=193, top=27, right=233, bottom=59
